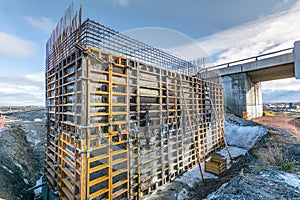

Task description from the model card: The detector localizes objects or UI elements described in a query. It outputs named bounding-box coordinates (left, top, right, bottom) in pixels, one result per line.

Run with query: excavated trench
left=0, top=109, right=45, bottom=200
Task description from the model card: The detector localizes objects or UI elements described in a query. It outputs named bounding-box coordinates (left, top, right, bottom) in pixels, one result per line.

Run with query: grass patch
left=263, top=110, right=276, bottom=116
left=256, top=144, right=297, bottom=171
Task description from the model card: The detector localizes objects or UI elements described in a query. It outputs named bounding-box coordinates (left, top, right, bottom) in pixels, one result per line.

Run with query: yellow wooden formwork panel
left=45, top=46, right=225, bottom=200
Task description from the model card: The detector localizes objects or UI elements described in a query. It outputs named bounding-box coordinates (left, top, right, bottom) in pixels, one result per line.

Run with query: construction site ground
left=253, top=115, right=300, bottom=138
left=0, top=110, right=300, bottom=200
left=148, top=115, right=300, bottom=200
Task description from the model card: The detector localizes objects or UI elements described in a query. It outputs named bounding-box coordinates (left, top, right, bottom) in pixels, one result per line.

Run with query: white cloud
left=0, top=73, right=44, bottom=106
left=262, top=78, right=300, bottom=90
left=25, top=16, right=55, bottom=34
left=0, top=92, right=44, bottom=106
left=0, top=32, right=37, bottom=59
left=110, top=0, right=128, bottom=6
left=25, top=72, right=44, bottom=82
left=272, top=0, right=296, bottom=13
left=191, top=0, right=300, bottom=90
left=199, top=1, right=300, bottom=65
left=168, top=42, right=211, bottom=62
left=119, top=0, right=128, bottom=5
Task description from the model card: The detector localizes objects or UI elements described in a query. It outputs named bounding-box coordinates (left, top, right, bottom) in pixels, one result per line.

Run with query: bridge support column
left=222, top=73, right=262, bottom=119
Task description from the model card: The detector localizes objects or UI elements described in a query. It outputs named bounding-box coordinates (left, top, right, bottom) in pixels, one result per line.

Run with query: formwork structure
left=45, top=5, right=225, bottom=200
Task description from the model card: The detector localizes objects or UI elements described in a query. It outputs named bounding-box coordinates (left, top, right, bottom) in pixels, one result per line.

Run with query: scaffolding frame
left=45, top=47, right=225, bottom=200
left=45, top=9, right=225, bottom=199
left=46, top=19, right=199, bottom=77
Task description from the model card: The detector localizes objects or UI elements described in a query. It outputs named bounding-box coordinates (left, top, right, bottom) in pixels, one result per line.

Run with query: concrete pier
left=222, top=73, right=262, bottom=118
left=206, top=41, right=300, bottom=119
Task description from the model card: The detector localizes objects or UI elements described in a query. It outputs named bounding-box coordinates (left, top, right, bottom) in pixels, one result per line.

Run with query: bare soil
left=253, top=115, right=300, bottom=138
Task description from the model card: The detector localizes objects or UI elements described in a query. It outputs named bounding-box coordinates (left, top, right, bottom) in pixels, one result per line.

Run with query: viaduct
left=204, top=41, right=300, bottom=119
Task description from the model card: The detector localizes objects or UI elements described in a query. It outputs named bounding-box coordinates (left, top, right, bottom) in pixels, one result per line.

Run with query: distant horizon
left=0, top=90, right=299, bottom=107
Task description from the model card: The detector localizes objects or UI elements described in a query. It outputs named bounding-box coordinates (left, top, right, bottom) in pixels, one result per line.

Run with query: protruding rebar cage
left=45, top=4, right=225, bottom=200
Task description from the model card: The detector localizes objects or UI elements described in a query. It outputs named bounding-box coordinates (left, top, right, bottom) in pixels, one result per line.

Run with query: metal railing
left=201, top=47, right=294, bottom=72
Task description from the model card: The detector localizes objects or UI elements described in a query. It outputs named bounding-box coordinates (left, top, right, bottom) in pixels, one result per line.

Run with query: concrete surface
left=207, top=41, right=300, bottom=118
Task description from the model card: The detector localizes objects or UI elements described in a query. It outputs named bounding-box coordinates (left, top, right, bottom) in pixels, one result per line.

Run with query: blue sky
left=0, top=0, right=300, bottom=105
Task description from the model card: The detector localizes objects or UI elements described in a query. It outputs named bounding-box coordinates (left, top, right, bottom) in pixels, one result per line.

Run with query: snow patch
left=177, top=188, right=189, bottom=200
left=225, top=121, right=268, bottom=150
left=5, top=119, right=21, bottom=123
left=280, top=173, right=300, bottom=189
left=13, top=161, right=23, bottom=171
left=34, top=118, right=43, bottom=122
left=218, top=146, right=248, bottom=167
left=261, top=168, right=300, bottom=189
left=25, top=129, right=41, bottom=145
left=218, top=146, right=248, bottom=158
left=12, top=160, right=26, bottom=177
left=0, top=164, right=14, bottom=174
left=23, top=178, right=29, bottom=184
left=176, top=163, right=218, bottom=187
left=34, top=176, right=43, bottom=195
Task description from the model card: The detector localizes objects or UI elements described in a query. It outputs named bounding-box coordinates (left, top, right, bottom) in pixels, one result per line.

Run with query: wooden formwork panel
left=87, top=49, right=130, bottom=200
left=45, top=50, right=84, bottom=199
left=45, top=47, right=225, bottom=200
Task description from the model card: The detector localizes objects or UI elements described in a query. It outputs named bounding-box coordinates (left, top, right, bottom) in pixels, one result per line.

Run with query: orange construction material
left=0, top=116, right=5, bottom=128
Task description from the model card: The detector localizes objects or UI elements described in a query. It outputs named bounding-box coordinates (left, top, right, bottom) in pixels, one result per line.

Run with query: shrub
left=256, top=144, right=297, bottom=171
left=263, top=110, right=276, bottom=116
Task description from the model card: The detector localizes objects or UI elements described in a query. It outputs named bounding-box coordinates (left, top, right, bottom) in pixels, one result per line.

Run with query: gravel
left=205, top=168, right=300, bottom=200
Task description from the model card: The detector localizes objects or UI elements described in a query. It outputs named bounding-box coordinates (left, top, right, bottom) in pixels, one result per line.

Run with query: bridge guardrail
left=200, top=47, right=294, bottom=73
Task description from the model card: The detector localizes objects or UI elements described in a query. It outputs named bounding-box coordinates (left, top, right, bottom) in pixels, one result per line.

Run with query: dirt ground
left=252, top=115, right=300, bottom=138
